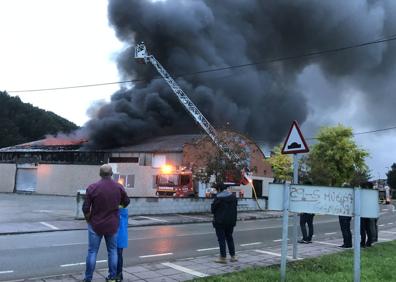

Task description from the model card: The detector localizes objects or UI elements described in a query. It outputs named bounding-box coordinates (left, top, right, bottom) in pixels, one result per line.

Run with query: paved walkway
left=9, top=231, right=396, bottom=282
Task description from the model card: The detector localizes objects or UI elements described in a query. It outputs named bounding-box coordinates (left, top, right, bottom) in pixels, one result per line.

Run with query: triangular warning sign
left=281, top=120, right=309, bottom=154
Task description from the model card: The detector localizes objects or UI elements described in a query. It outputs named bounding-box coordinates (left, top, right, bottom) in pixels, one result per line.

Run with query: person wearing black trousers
left=339, top=215, right=352, bottom=248
left=298, top=213, right=315, bottom=243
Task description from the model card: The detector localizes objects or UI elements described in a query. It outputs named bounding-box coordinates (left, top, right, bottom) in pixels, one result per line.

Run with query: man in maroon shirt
left=82, top=164, right=130, bottom=282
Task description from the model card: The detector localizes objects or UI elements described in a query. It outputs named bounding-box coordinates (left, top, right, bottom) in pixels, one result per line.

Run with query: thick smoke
left=84, top=0, right=395, bottom=149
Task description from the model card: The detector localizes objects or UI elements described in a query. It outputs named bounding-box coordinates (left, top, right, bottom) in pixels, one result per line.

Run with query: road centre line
left=325, top=232, right=337, bottom=235
left=162, top=262, right=208, bottom=277
left=388, top=222, right=393, bottom=225
left=197, top=247, right=219, bottom=252
left=0, top=270, right=14, bottom=274
left=176, top=214, right=206, bottom=220
left=61, top=260, right=106, bottom=267
left=51, top=242, right=85, bottom=247
left=380, top=230, right=396, bottom=234
left=314, top=241, right=339, bottom=246
left=139, top=253, right=173, bottom=258
left=240, top=242, right=262, bottom=246
left=136, top=216, right=169, bottom=222
left=379, top=224, right=385, bottom=227
left=39, top=221, right=59, bottom=230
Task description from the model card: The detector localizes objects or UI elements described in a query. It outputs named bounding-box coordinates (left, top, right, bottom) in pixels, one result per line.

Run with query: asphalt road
left=1, top=205, right=395, bottom=281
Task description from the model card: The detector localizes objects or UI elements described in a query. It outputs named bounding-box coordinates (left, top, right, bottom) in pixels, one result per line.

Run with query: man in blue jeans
left=82, top=164, right=130, bottom=282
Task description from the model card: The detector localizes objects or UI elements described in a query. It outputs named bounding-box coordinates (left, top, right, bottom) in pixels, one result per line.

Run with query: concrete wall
left=75, top=196, right=267, bottom=218
left=0, top=163, right=16, bottom=193
left=127, top=197, right=268, bottom=215
left=113, top=163, right=159, bottom=197
left=36, top=164, right=100, bottom=195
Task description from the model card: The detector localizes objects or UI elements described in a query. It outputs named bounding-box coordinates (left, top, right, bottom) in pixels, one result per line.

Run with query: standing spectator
left=211, top=183, right=238, bottom=263
left=360, top=217, right=373, bottom=247
left=339, top=215, right=352, bottom=248
left=82, top=164, right=130, bottom=282
left=298, top=213, right=315, bottom=243
left=116, top=205, right=129, bottom=281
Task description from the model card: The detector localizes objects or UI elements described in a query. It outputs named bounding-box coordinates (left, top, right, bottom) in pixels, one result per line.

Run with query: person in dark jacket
left=339, top=215, right=352, bottom=248
left=211, top=183, right=238, bottom=263
left=82, top=164, right=130, bottom=282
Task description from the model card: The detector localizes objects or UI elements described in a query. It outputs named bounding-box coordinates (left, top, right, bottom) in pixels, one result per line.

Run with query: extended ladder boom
left=135, top=42, right=241, bottom=165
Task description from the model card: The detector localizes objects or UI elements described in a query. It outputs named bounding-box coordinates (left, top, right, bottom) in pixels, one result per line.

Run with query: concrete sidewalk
left=8, top=230, right=396, bottom=282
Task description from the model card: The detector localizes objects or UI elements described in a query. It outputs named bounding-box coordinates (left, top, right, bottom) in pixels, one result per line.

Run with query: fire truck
left=135, top=43, right=252, bottom=198
left=155, top=164, right=195, bottom=197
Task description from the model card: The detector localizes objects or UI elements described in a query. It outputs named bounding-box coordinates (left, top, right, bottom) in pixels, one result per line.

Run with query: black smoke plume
left=84, top=0, right=396, bottom=149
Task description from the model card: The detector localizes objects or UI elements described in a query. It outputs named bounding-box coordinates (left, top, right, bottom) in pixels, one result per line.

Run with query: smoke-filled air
left=84, top=0, right=396, bottom=149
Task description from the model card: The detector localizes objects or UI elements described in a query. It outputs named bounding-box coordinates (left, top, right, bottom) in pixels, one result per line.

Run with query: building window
left=113, top=174, right=135, bottom=188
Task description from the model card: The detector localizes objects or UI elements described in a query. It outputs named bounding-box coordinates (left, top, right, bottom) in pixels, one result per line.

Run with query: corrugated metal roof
left=111, top=134, right=203, bottom=153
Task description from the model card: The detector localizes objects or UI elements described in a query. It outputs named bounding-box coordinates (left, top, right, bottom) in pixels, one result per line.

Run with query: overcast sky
left=0, top=0, right=395, bottom=180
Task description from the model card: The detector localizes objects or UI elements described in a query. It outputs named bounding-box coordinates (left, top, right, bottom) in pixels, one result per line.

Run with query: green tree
left=268, top=143, right=292, bottom=182
left=192, top=132, right=251, bottom=186
left=386, top=163, right=396, bottom=190
left=304, top=124, right=369, bottom=186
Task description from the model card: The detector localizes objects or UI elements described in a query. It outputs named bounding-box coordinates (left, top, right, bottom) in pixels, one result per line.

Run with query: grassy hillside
left=0, top=91, right=78, bottom=148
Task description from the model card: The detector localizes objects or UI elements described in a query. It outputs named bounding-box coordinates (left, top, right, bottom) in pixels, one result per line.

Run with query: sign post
left=281, top=120, right=310, bottom=264
left=268, top=184, right=379, bottom=282
left=280, top=182, right=289, bottom=282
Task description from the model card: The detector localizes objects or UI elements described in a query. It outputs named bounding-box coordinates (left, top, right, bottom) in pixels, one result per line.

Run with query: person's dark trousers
left=360, top=218, right=373, bottom=247
left=215, top=226, right=235, bottom=257
left=339, top=216, right=352, bottom=247
left=116, top=248, right=123, bottom=280
left=370, top=218, right=378, bottom=242
left=300, top=213, right=314, bottom=241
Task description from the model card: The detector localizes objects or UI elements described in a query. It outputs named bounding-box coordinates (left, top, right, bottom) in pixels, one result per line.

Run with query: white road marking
left=176, top=214, right=206, bottom=220
left=0, top=270, right=14, bottom=274
left=240, top=242, right=262, bottom=246
left=136, top=216, right=169, bottom=223
left=314, top=241, right=339, bottom=246
left=378, top=238, right=392, bottom=242
left=61, top=260, right=106, bottom=267
left=379, top=224, right=385, bottom=227
left=162, top=262, right=208, bottom=277
left=139, top=252, right=173, bottom=258
left=273, top=239, right=289, bottom=242
left=387, top=223, right=393, bottom=225
left=254, top=250, right=301, bottom=260
left=39, top=222, right=59, bottom=230
left=197, top=247, right=219, bottom=252
left=51, top=242, right=85, bottom=247
left=380, top=230, right=396, bottom=234
left=325, top=232, right=337, bottom=235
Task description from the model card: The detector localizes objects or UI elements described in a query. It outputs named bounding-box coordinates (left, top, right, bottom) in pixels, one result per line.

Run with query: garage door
left=15, top=167, right=37, bottom=192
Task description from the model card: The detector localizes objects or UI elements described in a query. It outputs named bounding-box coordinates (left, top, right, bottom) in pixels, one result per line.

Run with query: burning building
left=0, top=132, right=273, bottom=197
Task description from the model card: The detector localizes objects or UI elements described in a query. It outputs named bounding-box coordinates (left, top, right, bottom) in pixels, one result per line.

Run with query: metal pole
left=353, top=187, right=361, bottom=282
left=292, top=154, right=298, bottom=259
left=280, top=182, right=290, bottom=282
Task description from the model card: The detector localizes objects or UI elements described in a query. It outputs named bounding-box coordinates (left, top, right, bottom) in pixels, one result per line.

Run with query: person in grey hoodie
left=211, top=183, right=238, bottom=263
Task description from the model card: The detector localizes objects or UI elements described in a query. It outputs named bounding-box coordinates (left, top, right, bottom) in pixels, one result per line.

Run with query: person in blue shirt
left=116, top=205, right=129, bottom=281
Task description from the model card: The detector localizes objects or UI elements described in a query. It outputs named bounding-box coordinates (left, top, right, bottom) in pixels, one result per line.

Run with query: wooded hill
left=0, top=91, right=78, bottom=148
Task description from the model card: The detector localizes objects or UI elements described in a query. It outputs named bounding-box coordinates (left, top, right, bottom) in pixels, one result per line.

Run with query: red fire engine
left=155, top=164, right=195, bottom=197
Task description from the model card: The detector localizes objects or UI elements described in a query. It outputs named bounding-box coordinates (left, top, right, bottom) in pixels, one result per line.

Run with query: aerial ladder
left=134, top=43, right=261, bottom=200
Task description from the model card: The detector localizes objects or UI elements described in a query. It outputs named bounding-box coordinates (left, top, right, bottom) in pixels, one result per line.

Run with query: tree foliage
left=268, top=143, right=292, bottom=182
left=192, top=132, right=251, bottom=186
left=0, top=91, right=78, bottom=148
left=303, top=124, right=369, bottom=186
left=386, top=163, right=396, bottom=190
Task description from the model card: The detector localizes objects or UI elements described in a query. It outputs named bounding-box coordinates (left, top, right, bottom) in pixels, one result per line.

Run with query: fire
left=160, top=164, right=175, bottom=174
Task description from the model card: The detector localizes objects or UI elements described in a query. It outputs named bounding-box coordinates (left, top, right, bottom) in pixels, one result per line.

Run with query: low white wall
left=0, top=163, right=16, bottom=193
left=127, top=197, right=267, bottom=216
